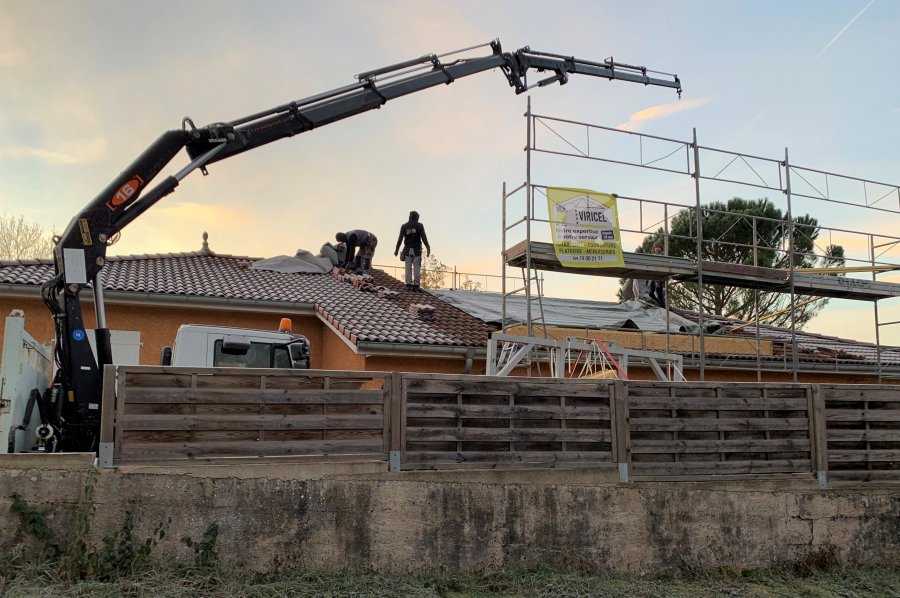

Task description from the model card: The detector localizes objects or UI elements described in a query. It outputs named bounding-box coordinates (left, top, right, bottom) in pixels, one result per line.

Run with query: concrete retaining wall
left=1, top=459, right=897, bottom=574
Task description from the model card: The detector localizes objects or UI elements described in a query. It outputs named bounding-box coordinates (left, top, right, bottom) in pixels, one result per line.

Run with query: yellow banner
left=547, top=187, right=623, bottom=268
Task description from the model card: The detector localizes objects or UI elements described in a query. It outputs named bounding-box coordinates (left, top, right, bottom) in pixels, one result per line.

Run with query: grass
left=1, top=565, right=899, bottom=598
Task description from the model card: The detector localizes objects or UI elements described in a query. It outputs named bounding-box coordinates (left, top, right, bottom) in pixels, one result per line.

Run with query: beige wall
left=0, top=296, right=322, bottom=367
left=1, top=463, right=898, bottom=574
left=0, top=294, right=894, bottom=383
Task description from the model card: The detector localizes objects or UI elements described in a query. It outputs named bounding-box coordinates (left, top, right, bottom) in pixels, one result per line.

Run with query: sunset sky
left=2, top=0, right=899, bottom=343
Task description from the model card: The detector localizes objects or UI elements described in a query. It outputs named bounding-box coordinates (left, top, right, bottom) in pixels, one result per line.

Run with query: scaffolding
left=501, top=99, right=900, bottom=381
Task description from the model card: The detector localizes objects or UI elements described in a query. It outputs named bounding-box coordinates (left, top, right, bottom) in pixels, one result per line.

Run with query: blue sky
left=2, top=0, right=899, bottom=343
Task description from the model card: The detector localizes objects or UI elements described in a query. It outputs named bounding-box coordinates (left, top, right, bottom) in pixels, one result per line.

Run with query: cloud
left=617, top=97, right=711, bottom=132
left=1, top=146, right=79, bottom=165
left=0, top=50, right=21, bottom=67
left=0, top=137, right=108, bottom=165
left=813, top=0, right=876, bottom=62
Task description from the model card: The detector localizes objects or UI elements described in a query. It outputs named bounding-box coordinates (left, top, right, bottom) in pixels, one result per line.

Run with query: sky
left=2, top=0, right=900, bottom=344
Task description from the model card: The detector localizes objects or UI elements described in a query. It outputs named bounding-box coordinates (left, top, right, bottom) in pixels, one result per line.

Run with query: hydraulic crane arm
left=43, top=39, right=681, bottom=451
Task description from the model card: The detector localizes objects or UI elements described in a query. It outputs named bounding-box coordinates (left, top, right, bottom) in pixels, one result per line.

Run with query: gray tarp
left=250, top=251, right=334, bottom=274
left=431, top=290, right=702, bottom=333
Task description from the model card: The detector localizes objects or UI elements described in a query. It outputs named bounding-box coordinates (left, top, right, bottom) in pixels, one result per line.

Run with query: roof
left=0, top=252, right=491, bottom=349
left=678, top=309, right=900, bottom=368
left=432, top=290, right=700, bottom=332
left=433, top=289, right=900, bottom=371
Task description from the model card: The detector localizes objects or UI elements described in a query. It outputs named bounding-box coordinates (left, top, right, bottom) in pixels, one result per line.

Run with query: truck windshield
left=213, top=340, right=291, bottom=368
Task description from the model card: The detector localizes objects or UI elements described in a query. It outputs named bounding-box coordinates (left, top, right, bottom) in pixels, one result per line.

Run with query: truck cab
left=161, top=323, right=311, bottom=369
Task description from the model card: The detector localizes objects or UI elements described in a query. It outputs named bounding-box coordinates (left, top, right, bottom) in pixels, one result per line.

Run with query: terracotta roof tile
left=0, top=252, right=490, bottom=349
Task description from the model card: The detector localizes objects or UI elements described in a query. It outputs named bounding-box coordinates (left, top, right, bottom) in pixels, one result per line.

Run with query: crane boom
left=42, top=39, right=681, bottom=451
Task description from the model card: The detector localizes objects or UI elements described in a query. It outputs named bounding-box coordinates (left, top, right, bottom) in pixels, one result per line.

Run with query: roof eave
left=356, top=341, right=486, bottom=359
left=0, top=284, right=317, bottom=315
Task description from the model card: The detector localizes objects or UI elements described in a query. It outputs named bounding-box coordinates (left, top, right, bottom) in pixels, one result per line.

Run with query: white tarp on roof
left=431, top=290, right=701, bottom=333
left=250, top=250, right=334, bottom=274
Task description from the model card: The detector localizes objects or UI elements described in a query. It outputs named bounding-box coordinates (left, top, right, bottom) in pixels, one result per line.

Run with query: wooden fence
left=819, top=384, right=900, bottom=484
left=100, top=367, right=899, bottom=485
left=399, top=374, right=614, bottom=470
left=101, top=366, right=390, bottom=464
left=623, top=382, right=816, bottom=479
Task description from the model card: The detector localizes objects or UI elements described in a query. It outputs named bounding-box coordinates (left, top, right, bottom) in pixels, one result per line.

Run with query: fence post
left=807, top=384, right=828, bottom=489
left=611, top=380, right=631, bottom=482
left=98, top=364, right=116, bottom=468
left=388, top=372, right=402, bottom=473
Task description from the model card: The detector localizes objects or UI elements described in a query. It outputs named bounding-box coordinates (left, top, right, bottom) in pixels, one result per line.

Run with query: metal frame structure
left=502, top=101, right=900, bottom=381
left=486, top=333, right=685, bottom=381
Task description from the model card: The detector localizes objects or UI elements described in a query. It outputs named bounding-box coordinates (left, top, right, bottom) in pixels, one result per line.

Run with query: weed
left=8, top=492, right=62, bottom=561
left=7, top=473, right=171, bottom=581
left=791, top=542, right=842, bottom=576
left=181, top=522, right=219, bottom=569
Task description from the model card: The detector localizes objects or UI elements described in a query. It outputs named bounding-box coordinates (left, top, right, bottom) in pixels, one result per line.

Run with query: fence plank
left=123, top=414, right=383, bottom=431
left=629, top=418, right=809, bottom=432
left=406, top=427, right=612, bottom=442
left=405, top=378, right=610, bottom=397
left=124, top=388, right=384, bottom=404
left=628, top=397, right=808, bottom=410
left=826, top=410, right=900, bottom=422
left=828, top=450, right=900, bottom=463
left=405, top=404, right=610, bottom=420
left=402, top=450, right=613, bottom=465
left=630, top=438, right=810, bottom=453
left=826, top=430, right=900, bottom=442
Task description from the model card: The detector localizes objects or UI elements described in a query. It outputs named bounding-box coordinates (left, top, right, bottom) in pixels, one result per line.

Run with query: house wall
left=0, top=296, right=322, bottom=367
left=1, top=294, right=894, bottom=383
left=320, top=323, right=366, bottom=371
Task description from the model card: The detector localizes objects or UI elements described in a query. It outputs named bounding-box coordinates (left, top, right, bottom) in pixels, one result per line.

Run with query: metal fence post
left=98, top=364, right=117, bottom=468
left=612, top=380, right=631, bottom=482
left=807, top=384, right=828, bottom=489
left=388, top=372, right=402, bottom=473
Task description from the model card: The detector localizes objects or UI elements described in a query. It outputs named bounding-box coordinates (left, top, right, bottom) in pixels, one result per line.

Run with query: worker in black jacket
left=336, top=229, right=377, bottom=272
left=394, top=211, right=430, bottom=291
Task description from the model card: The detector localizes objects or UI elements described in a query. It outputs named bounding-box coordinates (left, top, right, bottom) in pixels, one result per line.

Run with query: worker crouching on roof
left=394, top=210, right=430, bottom=292
left=336, top=230, right=377, bottom=273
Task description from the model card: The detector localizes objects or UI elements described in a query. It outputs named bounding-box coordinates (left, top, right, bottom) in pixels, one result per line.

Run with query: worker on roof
left=394, top=210, right=431, bottom=292
left=336, top=230, right=377, bottom=273
left=648, top=240, right=667, bottom=308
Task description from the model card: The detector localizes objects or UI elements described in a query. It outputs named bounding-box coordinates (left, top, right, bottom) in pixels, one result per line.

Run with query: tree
left=458, top=276, right=483, bottom=291
left=420, top=254, right=450, bottom=289
left=631, top=197, right=844, bottom=329
left=418, top=254, right=484, bottom=290
left=0, top=214, right=55, bottom=260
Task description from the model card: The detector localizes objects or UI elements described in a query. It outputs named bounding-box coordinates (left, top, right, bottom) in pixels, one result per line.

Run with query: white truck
left=161, top=322, right=311, bottom=369
left=1, top=315, right=311, bottom=453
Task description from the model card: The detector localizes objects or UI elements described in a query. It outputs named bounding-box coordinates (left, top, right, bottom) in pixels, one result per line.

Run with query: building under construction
left=499, top=100, right=900, bottom=383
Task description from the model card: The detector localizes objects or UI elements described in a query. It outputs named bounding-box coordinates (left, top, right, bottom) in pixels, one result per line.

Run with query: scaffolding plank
left=506, top=240, right=900, bottom=301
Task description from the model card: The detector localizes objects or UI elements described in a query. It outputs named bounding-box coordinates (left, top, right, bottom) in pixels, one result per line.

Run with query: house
left=433, top=289, right=900, bottom=384
left=0, top=240, right=492, bottom=374
left=2, top=239, right=897, bottom=384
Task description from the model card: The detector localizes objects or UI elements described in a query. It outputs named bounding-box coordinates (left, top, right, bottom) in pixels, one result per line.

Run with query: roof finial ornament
left=201, top=231, right=211, bottom=254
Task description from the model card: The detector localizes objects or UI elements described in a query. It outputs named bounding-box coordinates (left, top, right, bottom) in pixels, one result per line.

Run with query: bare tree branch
left=0, top=214, right=55, bottom=260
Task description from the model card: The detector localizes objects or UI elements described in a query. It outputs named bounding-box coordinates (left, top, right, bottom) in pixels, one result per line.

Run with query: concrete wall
left=1, top=460, right=897, bottom=575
